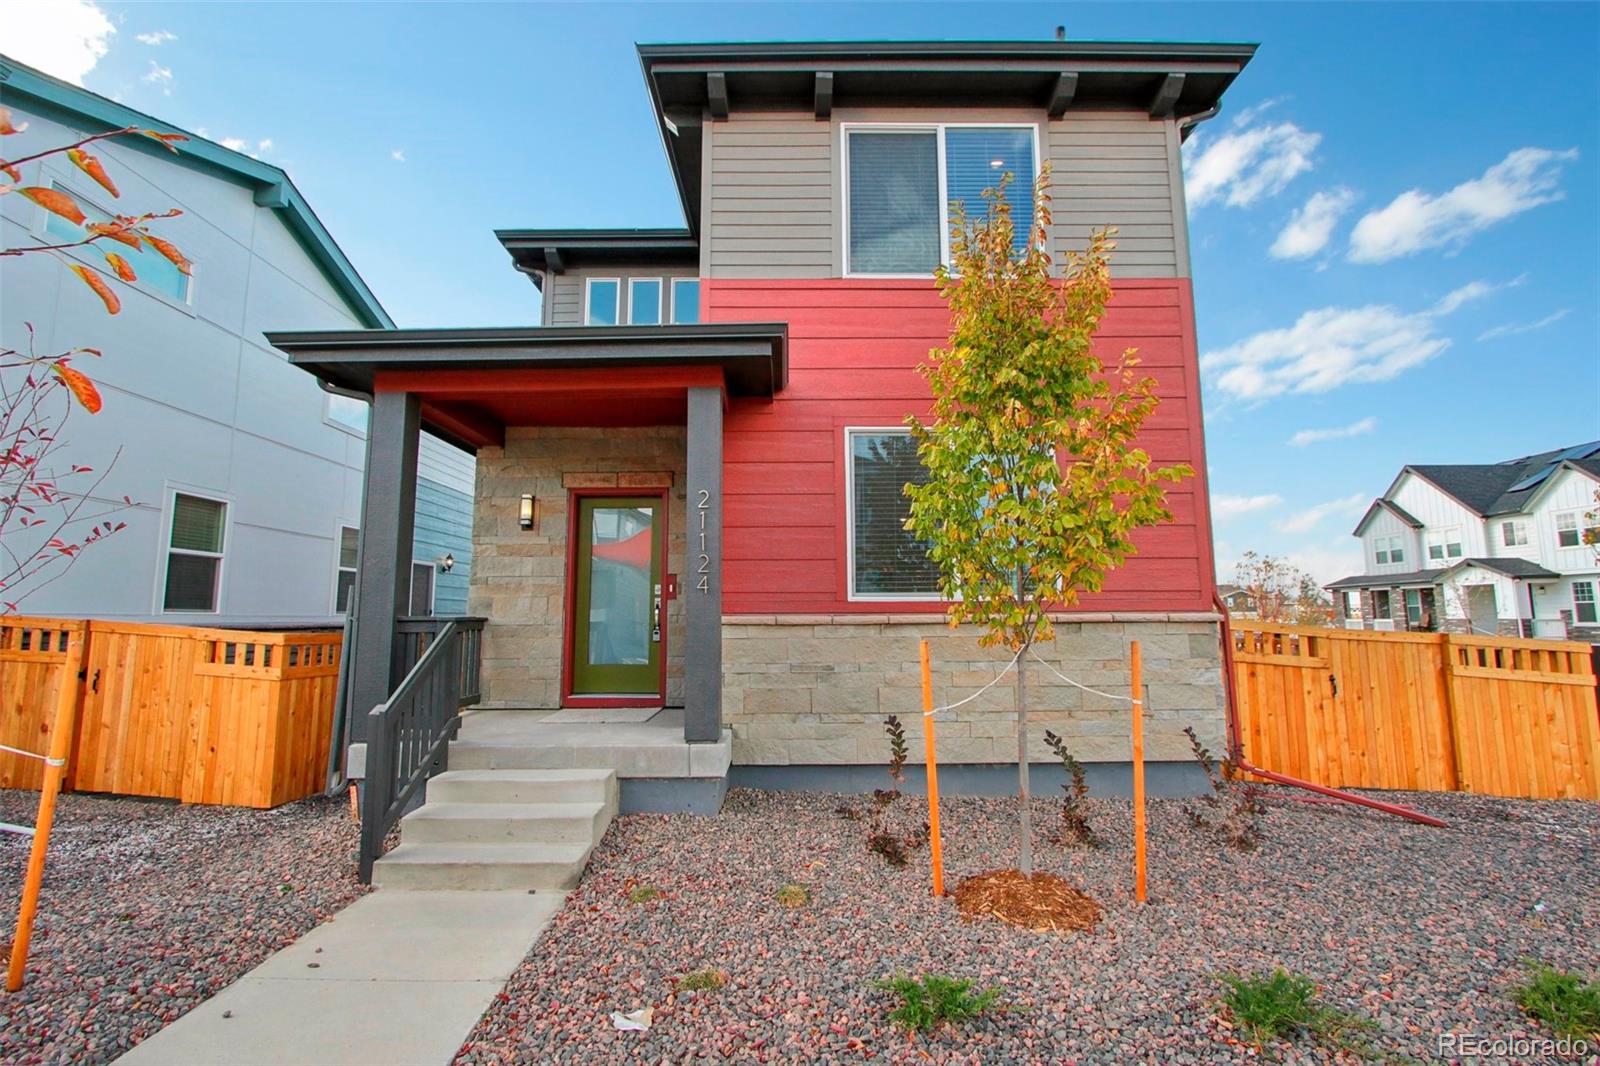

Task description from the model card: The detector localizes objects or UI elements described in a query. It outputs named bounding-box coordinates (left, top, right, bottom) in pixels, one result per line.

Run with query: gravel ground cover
left=0, top=790, right=364, bottom=1066
left=458, top=786, right=1599, bottom=1064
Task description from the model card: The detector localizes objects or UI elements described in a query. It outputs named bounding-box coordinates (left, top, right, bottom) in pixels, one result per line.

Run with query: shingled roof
left=1405, top=440, right=1600, bottom=517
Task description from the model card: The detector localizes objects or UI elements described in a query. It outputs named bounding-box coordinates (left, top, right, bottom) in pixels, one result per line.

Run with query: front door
left=571, top=496, right=663, bottom=697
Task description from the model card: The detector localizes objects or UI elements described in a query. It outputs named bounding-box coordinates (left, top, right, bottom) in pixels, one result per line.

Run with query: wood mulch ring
left=953, top=868, right=1102, bottom=933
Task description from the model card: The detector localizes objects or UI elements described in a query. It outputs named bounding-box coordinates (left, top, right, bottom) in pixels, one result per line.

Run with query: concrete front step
left=373, top=841, right=594, bottom=891
left=426, top=768, right=616, bottom=806
left=401, top=800, right=609, bottom=845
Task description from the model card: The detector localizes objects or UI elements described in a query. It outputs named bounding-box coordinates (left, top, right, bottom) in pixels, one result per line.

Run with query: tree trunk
left=1016, top=639, right=1033, bottom=876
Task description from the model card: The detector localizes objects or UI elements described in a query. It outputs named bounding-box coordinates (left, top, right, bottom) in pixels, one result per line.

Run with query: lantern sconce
left=437, top=553, right=454, bottom=573
left=519, top=494, right=535, bottom=531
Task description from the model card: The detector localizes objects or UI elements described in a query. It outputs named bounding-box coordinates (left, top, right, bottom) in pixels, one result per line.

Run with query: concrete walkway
left=116, top=889, right=564, bottom=1066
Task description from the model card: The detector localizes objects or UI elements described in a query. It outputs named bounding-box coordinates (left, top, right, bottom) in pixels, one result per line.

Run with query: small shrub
left=879, top=973, right=1001, bottom=1034
left=677, top=969, right=728, bottom=992
left=867, top=829, right=910, bottom=867
left=1183, top=726, right=1264, bottom=851
left=1218, top=969, right=1376, bottom=1054
left=775, top=883, right=810, bottom=908
left=1042, top=729, right=1098, bottom=847
left=884, top=714, right=909, bottom=783
left=858, top=715, right=929, bottom=867
left=1513, top=962, right=1600, bottom=1039
left=627, top=885, right=662, bottom=904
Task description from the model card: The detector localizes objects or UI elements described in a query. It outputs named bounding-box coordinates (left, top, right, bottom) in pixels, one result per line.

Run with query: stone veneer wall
left=722, top=614, right=1225, bottom=766
left=470, top=427, right=687, bottom=709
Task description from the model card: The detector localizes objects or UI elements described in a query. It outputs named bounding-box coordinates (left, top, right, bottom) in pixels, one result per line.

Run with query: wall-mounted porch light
left=437, top=553, right=454, bottom=573
left=519, top=494, right=535, bottom=531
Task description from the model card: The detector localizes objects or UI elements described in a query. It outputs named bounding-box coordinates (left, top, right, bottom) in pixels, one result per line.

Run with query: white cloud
left=135, top=30, right=177, bottom=45
left=1201, top=279, right=1503, bottom=401
left=1184, top=117, right=1320, bottom=209
left=1271, top=187, right=1357, bottom=259
left=257, top=138, right=273, bottom=153
left=219, top=137, right=249, bottom=152
left=391, top=148, right=406, bottom=163
left=141, top=60, right=172, bottom=94
left=1478, top=308, right=1570, bottom=341
left=1289, top=416, right=1377, bottom=447
left=7, top=0, right=115, bottom=85
left=1349, top=148, right=1578, bottom=263
left=1212, top=494, right=1283, bottom=520
left=1275, top=493, right=1368, bottom=535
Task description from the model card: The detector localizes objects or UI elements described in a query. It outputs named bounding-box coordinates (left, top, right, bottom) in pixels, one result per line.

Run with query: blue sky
left=12, top=1, right=1599, bottom=585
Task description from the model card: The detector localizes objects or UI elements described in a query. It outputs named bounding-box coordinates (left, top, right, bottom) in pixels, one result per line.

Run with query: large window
left=1425, top=528, right=1463, bottom=562
left=1374, top=535, right=1405, bottom=565
left=1501, top=520, right=1529, bottom=547
left=670, top=278, right=701, bottom=324
left=45, top=181, right=191, bottom=303
left=585, top=278, right=620, bottom=325
left=164, top=493, right=226, bottom=612
left=1574, top=581, right=1597, bottom=624
left=1555, top=511, right=1598, bottom=549
left=847, top=429, right=940, bottom=599
left=335, top=526, right=359, bottom=613
left=628, top=278, right=662, bottom=325
left=844, top=124, right=1037, bottom=275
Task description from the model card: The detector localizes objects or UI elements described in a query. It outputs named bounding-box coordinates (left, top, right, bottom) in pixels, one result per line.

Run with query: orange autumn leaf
left=0, top=108, right=24, bottom=135
left=144, top=234, right=192, bottom=276
left=68, top=264, right=121, bottom=314
left=19, top=186, right=86, bottom=226
left=88, top=222, right=142, bottom=249
left=104, top=252, right=137, bottom=282
left=67, top=148, right=120, bottom=198
left=0, top=161, right=19, bottom=183
left=138, top=130, right=188, bottom=152
left=53, top=364, right=103, bottom=414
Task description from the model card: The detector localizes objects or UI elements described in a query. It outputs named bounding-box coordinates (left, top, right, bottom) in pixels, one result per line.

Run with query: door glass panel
left=586, top=506, right=653, bottom=665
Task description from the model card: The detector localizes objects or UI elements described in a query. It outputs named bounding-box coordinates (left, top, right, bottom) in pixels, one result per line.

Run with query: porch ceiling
left=266, top=324, right=787, bottom=452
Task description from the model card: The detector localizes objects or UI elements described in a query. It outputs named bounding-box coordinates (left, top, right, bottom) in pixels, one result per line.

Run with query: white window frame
left=41, top=174, right=197, bottom=311
left=669, top=277, right=701, bottom=324
left=1374, top=534, right=1404, bottom=565
left=844, top=426, right=942, bottom=603
left=1501, top=519, right=1529, bottom=547
left=332, top=524, right=360, bottom=614
left=155, top=486, right=230, bottom=615
left=840, top=121, right=1043, bottom=279
left=627, top=277, right=664, bottom=325
left=583, top=277, right=622, bottom=326
left=1574, top=581, right=1597, bottom=624
left=1425, top=527, right=1463, bottom=561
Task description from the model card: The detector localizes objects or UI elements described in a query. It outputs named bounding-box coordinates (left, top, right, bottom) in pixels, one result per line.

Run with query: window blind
left=851, top=432, right=940, bottom=596
left=164, top=554, right=218, bottom=611
left=847, top=131, right=940, bottom=274
left=170, top=494, right=224, bottom=553
left=944, top=128, right=1035, bottom=255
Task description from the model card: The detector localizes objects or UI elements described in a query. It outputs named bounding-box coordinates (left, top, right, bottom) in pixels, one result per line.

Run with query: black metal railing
left=359, top=616, right=486, bottom=882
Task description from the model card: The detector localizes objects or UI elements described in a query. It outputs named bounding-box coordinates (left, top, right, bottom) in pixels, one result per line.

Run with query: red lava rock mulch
left=953, top=868, right=1102, bottom=933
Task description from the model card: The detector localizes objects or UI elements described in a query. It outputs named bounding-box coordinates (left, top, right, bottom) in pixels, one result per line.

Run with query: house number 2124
left=695, top=489, right=712, bottom=594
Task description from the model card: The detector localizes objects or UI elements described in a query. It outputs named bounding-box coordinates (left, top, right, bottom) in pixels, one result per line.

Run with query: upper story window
left=1501, top=519, right=1529, bottom=547
left=846, top=428, right=940, bottom=599
left=628, top=278, right=662, bottom=325
left=45, top=180, right=192, bottom=303
left=671, top=278, right=701, bottom=324
left=164, top=492, right=227, bottom=612
left=1374, top=535, right=1404, bottom=566
left=585, top=278, right=620, bottom=325
left=1425, top=528, right=1463, bottom=561
left=1555, top=510, right=1598, bottom=549
left=844, top=124, right=1037, bottom=276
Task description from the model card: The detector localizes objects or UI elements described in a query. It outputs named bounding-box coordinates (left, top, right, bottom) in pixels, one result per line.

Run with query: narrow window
left=1404, top=588, right=1422, bottom=626
left=670, top=278, right=701, bottom=324
left=409, top=561, right=435, bottom=617
left=335, top=526, right=359, bottom=612
left=326, top=393, right=368, bottom=436
left=1574, top=581, right=1597, bottom=624
left=847, top=130, right=940, bottom=274
left=944, top=127, right=1036, bottom=256
left=46, top=181, right=191, bottom=302
left=164, top=493, right=226, bottom=612
left=848, top=429, right=940, bottom=598
left=585, top=278, right=620, bottom=325
left=1372, top=589, right=1392, bottom=617
left=628, top=278, right=662, bottom=325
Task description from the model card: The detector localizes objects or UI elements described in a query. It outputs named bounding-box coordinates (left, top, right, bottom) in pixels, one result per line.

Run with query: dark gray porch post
left=349, top=389, right=420, bottom=746
left=684, top=385, right=723, bottom=743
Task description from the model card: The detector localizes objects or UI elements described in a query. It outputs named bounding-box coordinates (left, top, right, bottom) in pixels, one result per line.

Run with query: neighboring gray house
left=0, top=55, right=472, bottom=625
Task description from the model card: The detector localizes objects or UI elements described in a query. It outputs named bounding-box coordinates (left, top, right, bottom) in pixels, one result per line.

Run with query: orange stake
left=8, top=627, right=86, bottom=992
left=919, top=640, right=944, bottom=898
left=1130, top=639, right=1147, bottom=904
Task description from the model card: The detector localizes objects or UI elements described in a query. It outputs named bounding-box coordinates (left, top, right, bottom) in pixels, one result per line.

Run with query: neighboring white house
left=0, top=55, right=473, bottom=625
left=1328, top=441, right=1600, bottom=641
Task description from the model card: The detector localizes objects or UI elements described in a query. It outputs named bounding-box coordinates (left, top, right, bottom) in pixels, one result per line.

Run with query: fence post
left=1437, top=633, right=1465, bottom=792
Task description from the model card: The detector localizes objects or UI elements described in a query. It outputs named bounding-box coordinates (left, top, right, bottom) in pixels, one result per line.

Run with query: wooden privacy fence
left=1231, top=622, right=1600, bottom=801
left=0, top=616, right=342, bottom=808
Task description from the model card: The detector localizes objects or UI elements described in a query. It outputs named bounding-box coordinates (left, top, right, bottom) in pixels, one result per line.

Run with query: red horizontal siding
left=707, top=277, right=1217, bottom=615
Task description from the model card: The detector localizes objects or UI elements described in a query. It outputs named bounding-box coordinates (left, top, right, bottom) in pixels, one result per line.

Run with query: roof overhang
left=1352, top=497, right=1424, bottom=536
left=267, top=324, right=787, bottom=452
left=1439, top=558, right=1561, bottom=582
left=494, top=228, right=699, bottom=287
left=637, top=39, right=1257, bottom=234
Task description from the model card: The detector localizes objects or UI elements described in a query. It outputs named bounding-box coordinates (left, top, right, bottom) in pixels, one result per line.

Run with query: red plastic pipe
left=1212, top=594, right=1447, bottom=829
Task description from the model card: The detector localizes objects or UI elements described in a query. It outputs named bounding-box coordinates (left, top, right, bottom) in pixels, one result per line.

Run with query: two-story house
left=1328, top=441, right=1600, bottom=641
left=270, top=38, right=1254, bottom=819
left=0, top=55, right=474, bottom=625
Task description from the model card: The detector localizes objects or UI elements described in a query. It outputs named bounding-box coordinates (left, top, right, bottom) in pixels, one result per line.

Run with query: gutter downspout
left=1212, top=593, right=1447, bottom=828
left=1177, top=104, right=1221, bottom=141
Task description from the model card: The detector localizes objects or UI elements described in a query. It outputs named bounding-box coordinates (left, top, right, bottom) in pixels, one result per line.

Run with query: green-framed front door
left=570, top=496, right=663, bottom=696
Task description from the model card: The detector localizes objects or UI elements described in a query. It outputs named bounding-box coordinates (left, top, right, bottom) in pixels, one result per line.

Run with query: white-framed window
left=842, top=123, right=1040, bottom=276
left=1425, top=528, right=1463, bottom=561
left=1573, top=581, right=1597, bottom=624
left=44, top=179, right=193, bottom=304
left=845, top=427, right=941, bottom=600
left=409, top=560, right=435, bottom=617
left=670, top=277, right=701, bottom=324
left=1501, top=519, right=1529, bottom=547
left=1374, top=535, right=1405, bottom=565
left=162, top=492, right=227, bottom=612
left=1555, top=510, right=1599, bottom=549
left=584, top=277, right=621, bottom=325
left=325, top=393, right=368, bottom=436
left=334, top=526, right=359, bottom=613
left=628, top=278, right=663, bottom=325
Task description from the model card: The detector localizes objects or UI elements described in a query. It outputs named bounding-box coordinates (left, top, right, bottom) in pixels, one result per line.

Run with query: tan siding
left=1047, top=110, right=1184, bottom=278
left=707, top=112, right=834, bottom=278
left=543, top=266, right=698, bottom=326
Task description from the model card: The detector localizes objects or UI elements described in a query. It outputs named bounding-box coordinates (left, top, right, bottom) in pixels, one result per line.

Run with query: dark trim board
left=730, top=761, right=1211, bottom=798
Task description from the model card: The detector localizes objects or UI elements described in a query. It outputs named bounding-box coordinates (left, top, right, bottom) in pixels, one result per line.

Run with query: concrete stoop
left=372, top=768, right=617, bottom=891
